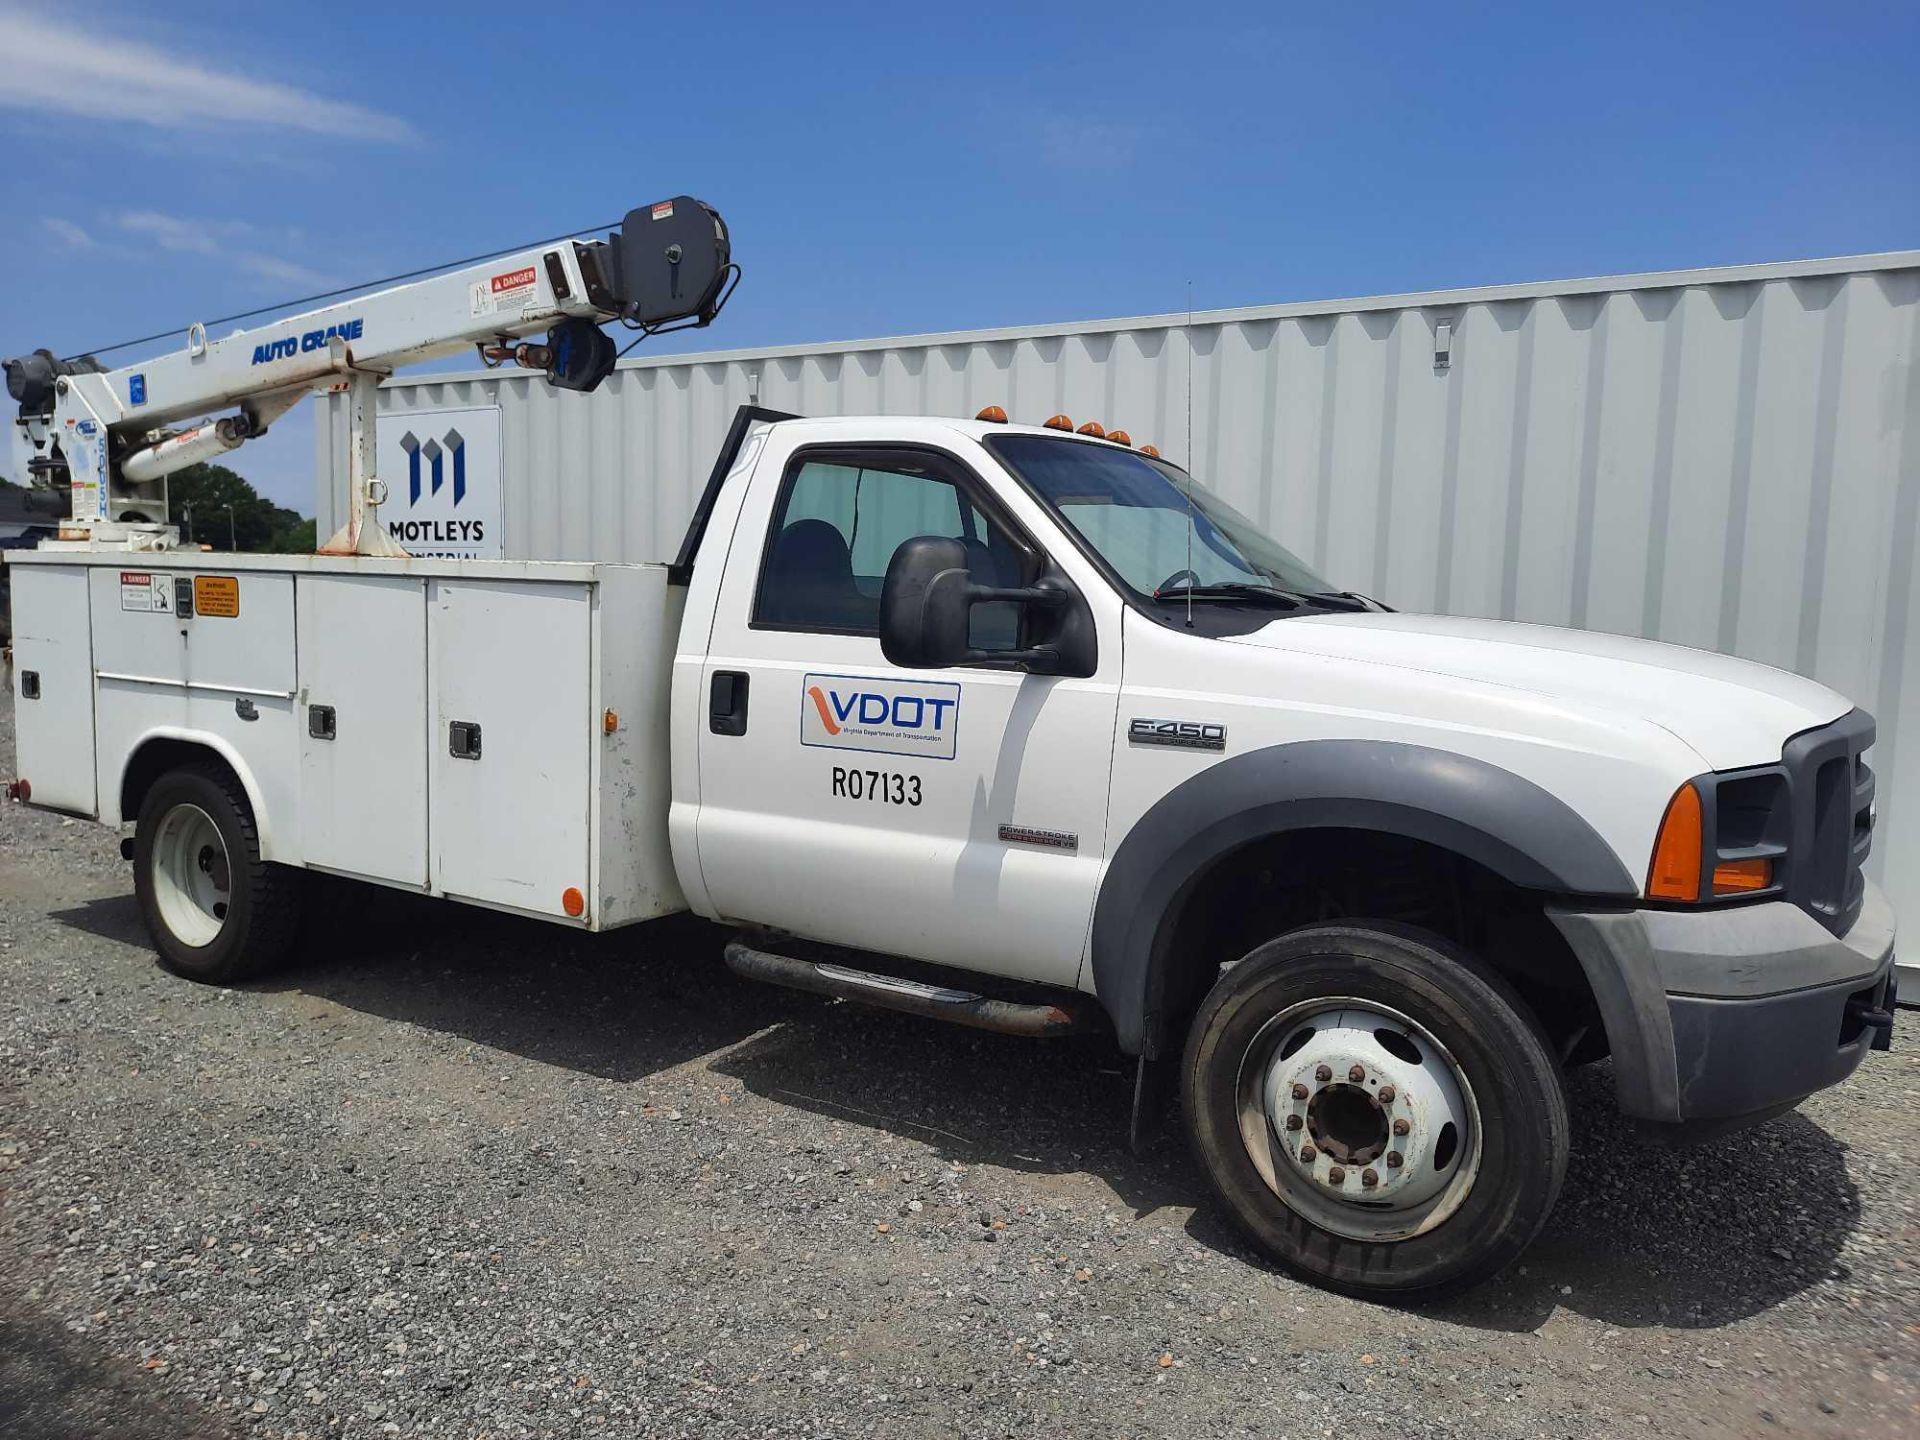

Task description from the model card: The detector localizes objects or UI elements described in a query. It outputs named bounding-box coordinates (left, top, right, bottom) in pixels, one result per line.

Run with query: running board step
left=723, top=940, right=1086, bottom=1038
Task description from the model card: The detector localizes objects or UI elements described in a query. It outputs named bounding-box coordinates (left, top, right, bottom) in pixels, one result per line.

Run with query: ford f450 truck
left=6, top=405, right=1899, bottom=1297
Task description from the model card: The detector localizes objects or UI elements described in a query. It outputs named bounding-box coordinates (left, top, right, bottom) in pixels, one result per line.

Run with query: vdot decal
left=801, top=673, right=960, bottom=760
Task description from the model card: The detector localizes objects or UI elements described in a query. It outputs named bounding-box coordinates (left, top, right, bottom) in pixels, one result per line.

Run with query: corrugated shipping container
left=319, top=251, right=1920, bottom=915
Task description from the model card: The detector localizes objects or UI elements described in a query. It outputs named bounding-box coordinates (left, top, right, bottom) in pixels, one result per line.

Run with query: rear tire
left=1182, top=922, right=1569, bottom=1300
left=133, top=763, right=303, bottom=984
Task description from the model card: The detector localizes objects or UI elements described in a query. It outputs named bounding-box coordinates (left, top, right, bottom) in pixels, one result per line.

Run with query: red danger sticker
left=489, top=266, right=537, bottom=295
left=651, top=201, right=674, bottom=221
left=120, top=571, right=151, bottom=585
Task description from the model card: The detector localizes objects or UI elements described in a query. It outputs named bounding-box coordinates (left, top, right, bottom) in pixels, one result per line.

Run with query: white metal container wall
left=318, top=252, right=1920, bottom=905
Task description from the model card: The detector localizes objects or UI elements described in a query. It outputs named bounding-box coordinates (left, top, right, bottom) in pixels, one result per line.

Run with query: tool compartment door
left=428, top=577, right=592, bottom=918
left=9, top=564, right=97, bottom=815
left=296, top=574, right=429, bottom=885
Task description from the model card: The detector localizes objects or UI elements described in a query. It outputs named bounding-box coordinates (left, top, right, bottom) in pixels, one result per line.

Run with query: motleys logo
left=801, top=673, right=959, bottom=760
left=490, top=266, right=537, bottom=295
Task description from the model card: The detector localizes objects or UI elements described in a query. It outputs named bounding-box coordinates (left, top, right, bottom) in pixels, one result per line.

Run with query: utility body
left=3, top=206, right=1899, bottom=1298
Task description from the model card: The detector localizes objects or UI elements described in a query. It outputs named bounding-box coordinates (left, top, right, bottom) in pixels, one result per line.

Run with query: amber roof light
left=975, top=405, right=1008, bottom=423
left=1042, top=414, right=1074, bottom=431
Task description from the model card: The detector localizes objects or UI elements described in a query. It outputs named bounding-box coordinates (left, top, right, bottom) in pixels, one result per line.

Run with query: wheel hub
left=1242, top=1000, right=1480, bottom=1240
left=1305, top=1082, right=1388, bottom=1164
left=150, top=803, right=231, bottom=949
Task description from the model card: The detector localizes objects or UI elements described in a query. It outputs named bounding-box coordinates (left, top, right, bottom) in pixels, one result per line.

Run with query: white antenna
left=1183, top=280, right=1196, bottom=629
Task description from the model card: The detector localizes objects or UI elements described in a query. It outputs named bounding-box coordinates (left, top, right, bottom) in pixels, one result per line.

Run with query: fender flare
left=1089, top=739, right=1639, bottom=1056
left=118, top=727, right=281, bottom=860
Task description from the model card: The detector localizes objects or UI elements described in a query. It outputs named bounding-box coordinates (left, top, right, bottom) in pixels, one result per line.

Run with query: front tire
left=133, top=764, right=303, bottom=984
left=1182, top=923, right=1569, bottom=1299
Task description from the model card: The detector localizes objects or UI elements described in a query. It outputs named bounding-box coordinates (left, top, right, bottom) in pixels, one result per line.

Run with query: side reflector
left=1043, top=414, right=1074, bottom=431
left=1646, top=783, right=1704, bottom=901
left=602, top=709, right=619, bottom=734
left=1107, top=429, right=1132, bottom=447
left=975, top=405, right=1008, bottom=423
left=1076, top=421, right=1105, bottom=438
left=562, top=886, right=586, bottom=918
left=1712, top=858, right=1773, bottom=894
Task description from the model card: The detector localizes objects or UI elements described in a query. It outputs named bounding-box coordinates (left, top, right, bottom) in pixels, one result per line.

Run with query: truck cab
left=7, top=405, right=1898, bottom=1300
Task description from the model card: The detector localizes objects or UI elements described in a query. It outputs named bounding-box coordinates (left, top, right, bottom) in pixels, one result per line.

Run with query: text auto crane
left=4, top=196, right=734, bottom=555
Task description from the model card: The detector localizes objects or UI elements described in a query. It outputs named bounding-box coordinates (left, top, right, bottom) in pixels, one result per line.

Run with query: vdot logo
left=389, top=427, right=486, bottom=547
left=801, top=673, right=961, bottom=760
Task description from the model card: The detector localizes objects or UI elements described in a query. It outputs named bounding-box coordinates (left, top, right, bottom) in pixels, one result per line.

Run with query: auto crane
left=4, top=197, right=733, bottom=555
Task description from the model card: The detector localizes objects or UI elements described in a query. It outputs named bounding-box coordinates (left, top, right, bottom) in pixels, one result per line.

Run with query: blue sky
left=2, top=1, right=1915, bottom=511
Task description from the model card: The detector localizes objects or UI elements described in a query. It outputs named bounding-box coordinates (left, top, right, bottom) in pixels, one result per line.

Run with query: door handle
left=709, top=671, right=749, bottom=736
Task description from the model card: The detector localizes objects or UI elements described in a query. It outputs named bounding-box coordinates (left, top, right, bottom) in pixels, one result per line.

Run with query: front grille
left=1781, top=709, right=1875, bottom=936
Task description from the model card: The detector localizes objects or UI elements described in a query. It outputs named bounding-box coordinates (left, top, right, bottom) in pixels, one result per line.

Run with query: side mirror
left=879, top=536, right=1069, bottom=671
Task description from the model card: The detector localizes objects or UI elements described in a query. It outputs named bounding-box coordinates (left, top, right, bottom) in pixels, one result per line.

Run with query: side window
left=754, top=452, right=1025, bottom=648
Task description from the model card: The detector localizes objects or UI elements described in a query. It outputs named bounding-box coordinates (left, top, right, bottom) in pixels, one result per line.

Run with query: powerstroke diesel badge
left=802, top=673, right=960, bottom=760
left=1129, top=717, right=1227, bottom=751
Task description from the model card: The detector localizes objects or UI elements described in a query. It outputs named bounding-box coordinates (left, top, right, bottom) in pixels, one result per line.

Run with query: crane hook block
left=609, top=196, right=731, bottom=328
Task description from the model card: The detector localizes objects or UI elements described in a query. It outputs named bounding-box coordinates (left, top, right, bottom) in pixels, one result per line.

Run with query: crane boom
left=5, top=197, right=733, bottom=553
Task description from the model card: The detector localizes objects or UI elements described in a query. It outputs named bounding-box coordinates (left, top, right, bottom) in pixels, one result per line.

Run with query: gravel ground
left=1, top=681, right=1916, bottom=1439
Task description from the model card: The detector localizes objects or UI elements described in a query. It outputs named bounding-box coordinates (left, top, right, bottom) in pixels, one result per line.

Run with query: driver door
left=692, top=437, right=1123, bottom=988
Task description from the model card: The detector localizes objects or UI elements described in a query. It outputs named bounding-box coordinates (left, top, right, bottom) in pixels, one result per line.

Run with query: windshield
left=985, top=433, right=1337, bottom=600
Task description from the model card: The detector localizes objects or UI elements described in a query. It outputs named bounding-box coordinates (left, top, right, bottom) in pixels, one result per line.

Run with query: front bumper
left=1549, top=880, right=1897, bottom=1131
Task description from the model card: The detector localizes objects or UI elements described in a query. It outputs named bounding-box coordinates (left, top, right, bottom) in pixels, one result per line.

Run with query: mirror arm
left=968, top=582, right=1068, bottom=607
left=959, top=645, right=1060, bottom=672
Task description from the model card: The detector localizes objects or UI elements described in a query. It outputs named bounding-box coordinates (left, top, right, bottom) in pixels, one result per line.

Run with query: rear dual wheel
left=1183, top=923, right=1568, bottom=1299
left=133, top=764, right=303, bottom=984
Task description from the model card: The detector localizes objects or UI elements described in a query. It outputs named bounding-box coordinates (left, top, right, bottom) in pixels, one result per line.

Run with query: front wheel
left=1182, top=923, right=1569, bottom=1299
left=133, top=763, right=303, bottom=984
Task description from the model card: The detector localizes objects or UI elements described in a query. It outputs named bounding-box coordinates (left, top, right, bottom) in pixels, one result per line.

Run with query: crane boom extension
left=5, top=197, right=732, bottom=553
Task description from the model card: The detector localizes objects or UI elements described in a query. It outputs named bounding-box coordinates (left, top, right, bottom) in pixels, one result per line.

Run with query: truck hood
left=1225, top=612, right=1852, bottom=771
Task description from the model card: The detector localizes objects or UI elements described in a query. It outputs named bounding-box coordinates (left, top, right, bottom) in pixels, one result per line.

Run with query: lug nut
left=1385, top=1151, right=1404, bottom=1169
left=1290, top=1082, right=1309, bottom=1101
left=1299, top=1144, right=1317, bottom=1163
left=1377, top=1084, right=1397, bottom=1103
left=1285, top=1114, right=1303, bottom=1131
left=1392, top=1118, right=1411, bottom=1136
left=1315, top=1065, right=1332, bottom=1083
left=1361, top=1168, right=1379, bottom=1187
left=1327, top=1165, right=1346, bottom=1185
left=1348, top=1064, right=1366, bottom=1083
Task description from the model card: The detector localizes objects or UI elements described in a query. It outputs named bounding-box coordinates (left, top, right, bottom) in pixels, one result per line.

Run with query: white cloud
left=237, top=253, right=333, bottom=290
left=42, top=216, right=96, bottom=248
left=1039, top=116, right=1144, bottom=173
left=109, top=211, right=337, bottom=291
left=118, top=209, right=223, bottom=255
left=0, top=10, right=418, bottom=143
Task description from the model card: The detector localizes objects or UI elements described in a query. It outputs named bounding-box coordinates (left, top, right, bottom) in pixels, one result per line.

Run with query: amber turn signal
left=1712, top=857, right=1773, bottom=894
left=975, top=405, right=1008, bottom=423
left=1646, top=783, right=1704, bottom=901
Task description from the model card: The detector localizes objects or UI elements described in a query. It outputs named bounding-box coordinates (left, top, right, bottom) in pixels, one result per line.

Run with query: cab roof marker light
left=975, top=405, right=1008, bottom=423
left=1107, top=429, right=1132, bottom=447
left=1043, top=414, right=1074, bottom=431
left=1138, top=443, right=1161, bottom=458
left=1077, top=421, right=1105, bottom=438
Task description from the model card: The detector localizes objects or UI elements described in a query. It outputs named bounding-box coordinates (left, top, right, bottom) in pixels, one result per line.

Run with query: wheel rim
left=1234, top=996, right=1482, bottom=1242
left=150, top=802, right=231, bottom=948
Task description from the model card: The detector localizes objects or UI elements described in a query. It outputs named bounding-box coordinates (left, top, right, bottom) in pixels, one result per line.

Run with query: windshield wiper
left=1151, top=581, right=1305, bottom=606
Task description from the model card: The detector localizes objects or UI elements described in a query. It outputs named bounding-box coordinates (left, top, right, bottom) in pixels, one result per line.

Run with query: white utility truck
left=5, top=201, right=1898, bottom=1298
